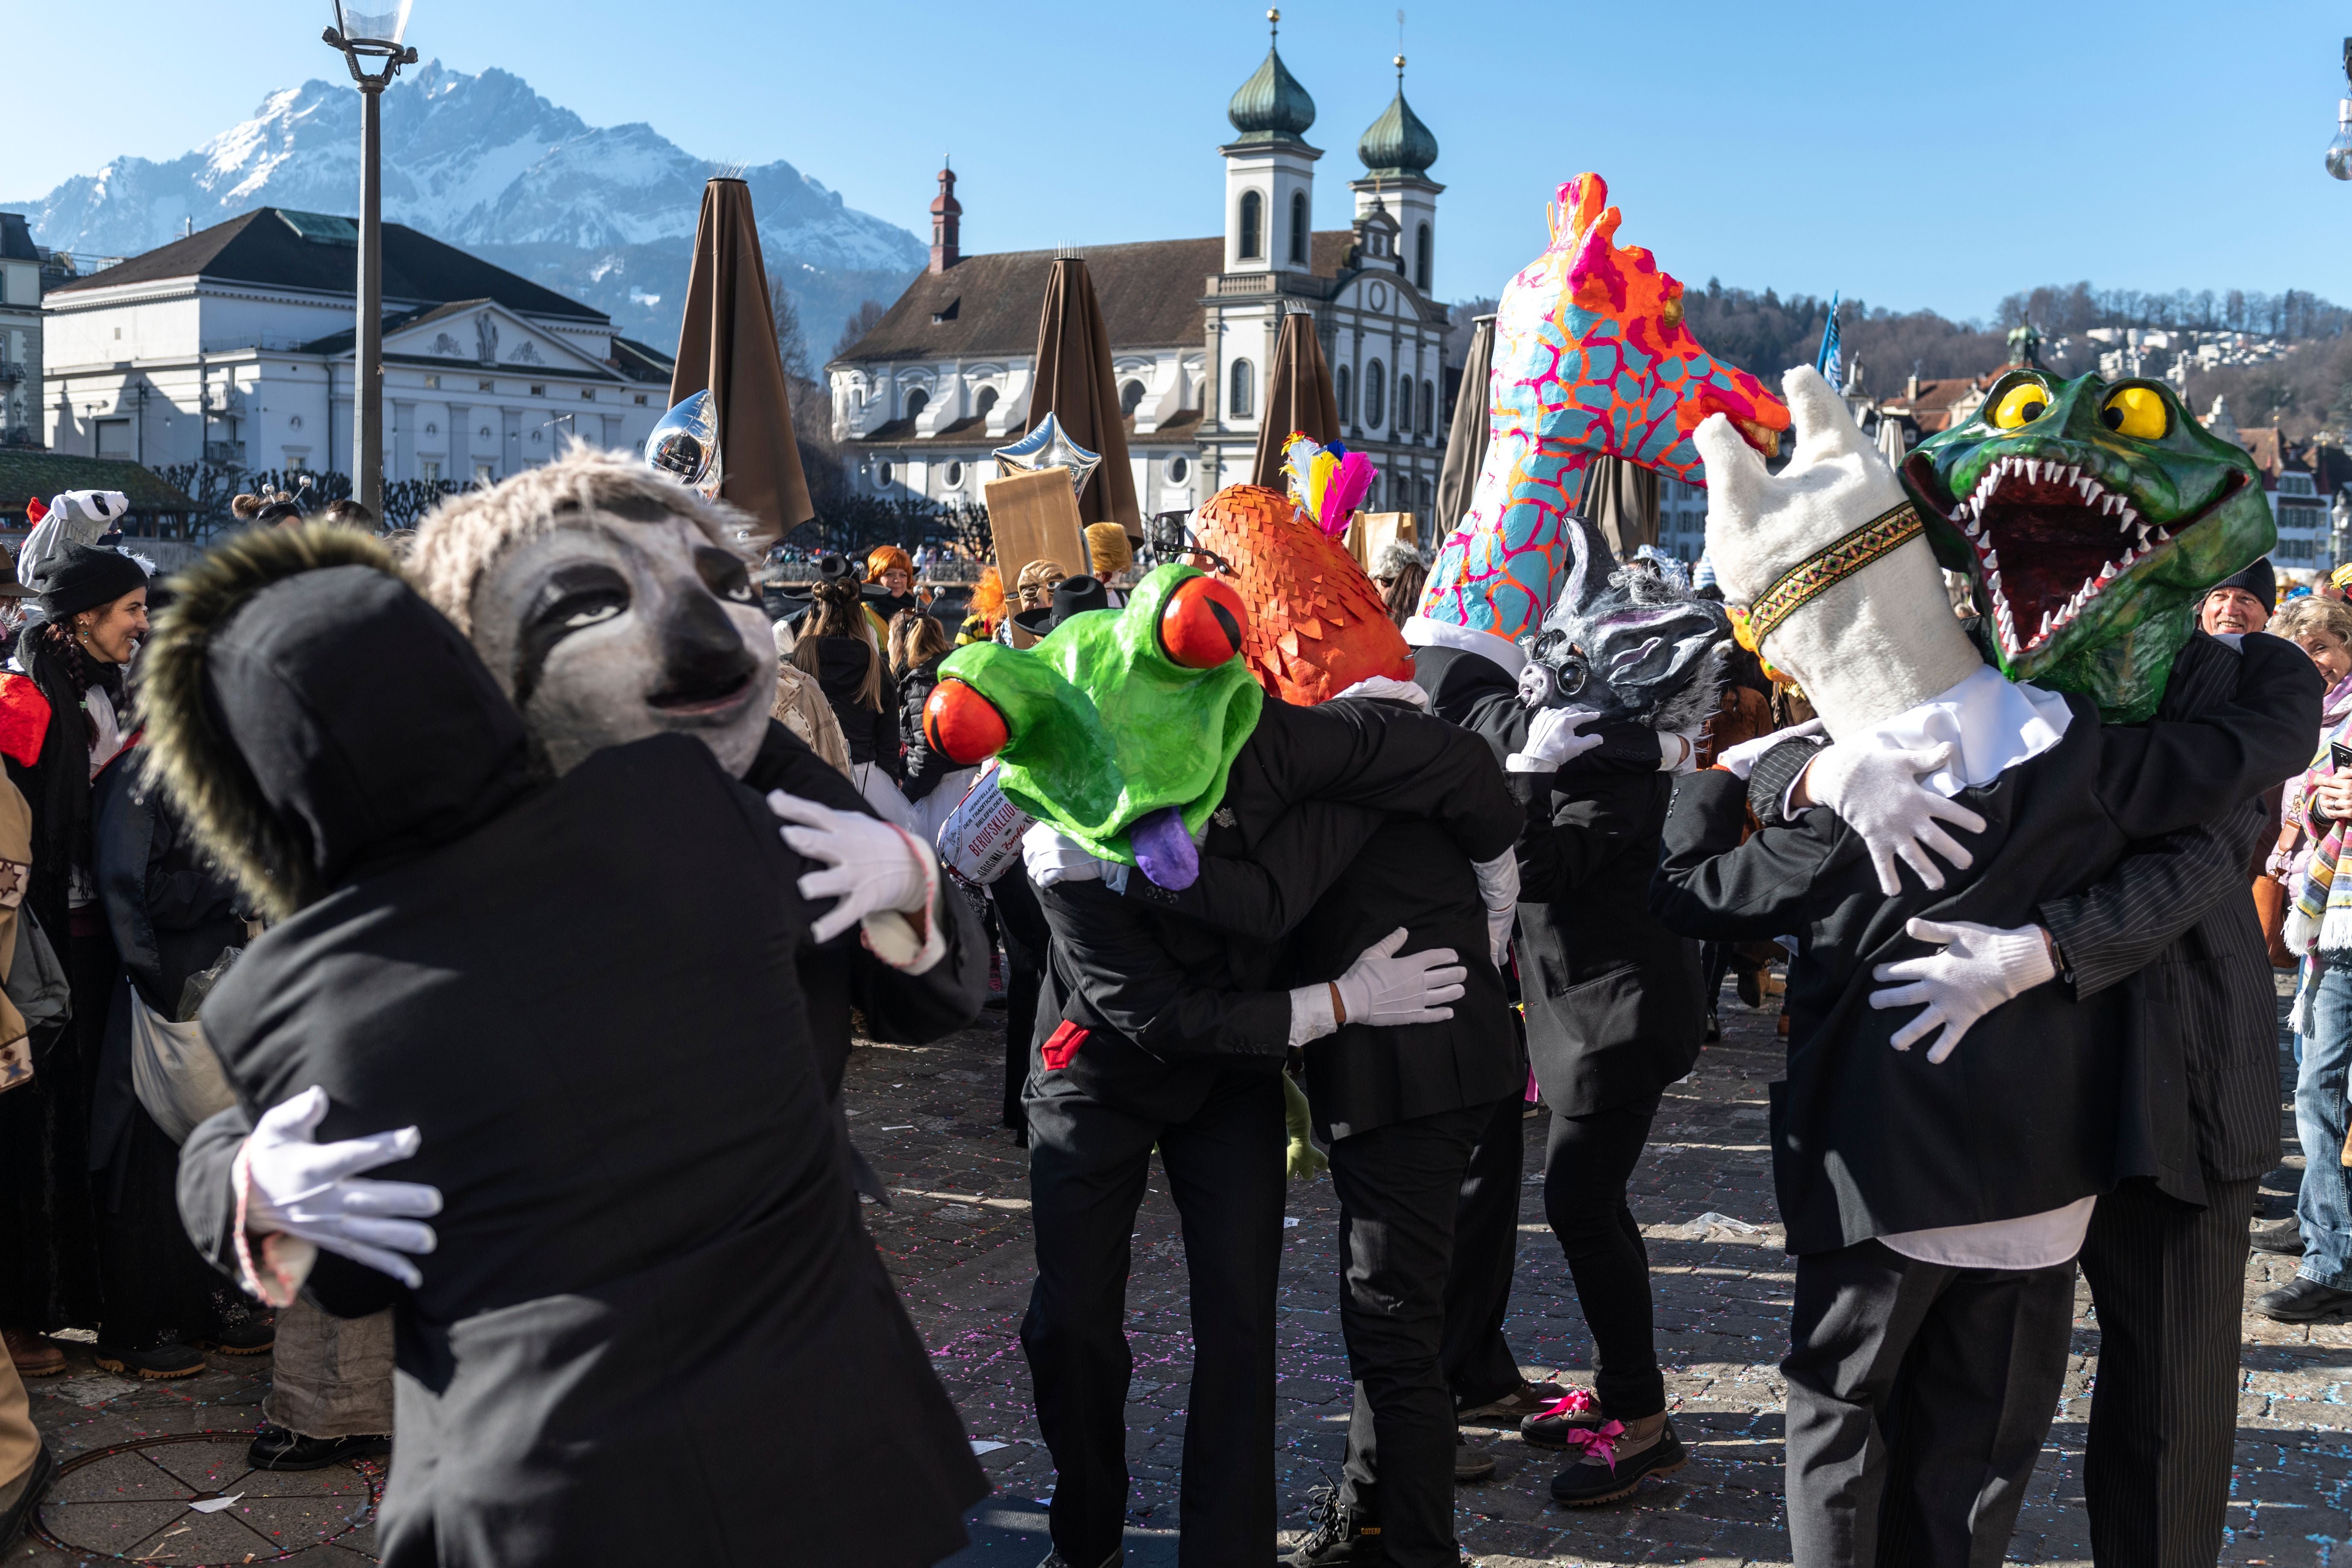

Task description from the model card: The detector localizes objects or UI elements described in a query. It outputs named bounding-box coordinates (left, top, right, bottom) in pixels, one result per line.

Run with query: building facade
left=826, top=26, right=1451, bottom=525
left=41, top=208, right=672, bottom=484
left=0, top=216, right=41, bottom=447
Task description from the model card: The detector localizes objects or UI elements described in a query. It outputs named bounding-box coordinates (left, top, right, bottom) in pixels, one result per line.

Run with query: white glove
left=1472, top=850, right=1519, bottom=968
left=1020, top=822, right=1113, bottom=889
left=1657, top=726, right=1706, bottom=775
left=1803, top=741, right=1988, bottom=897
left=1715, top=718, right=1826, bottom=782
left=1333, top=927, right=1468, bottom=1028
left=1506, top=706, right=1605, bottom=773
left=238, top=1086, right=442, bottom=1288
left=1868, top=917, right=2056, bottom=1063
left=769, top=790, right=931, bottom=942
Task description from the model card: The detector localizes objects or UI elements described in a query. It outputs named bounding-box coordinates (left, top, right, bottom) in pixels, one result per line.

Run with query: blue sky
left=9, top=0, right=2349, bottom=321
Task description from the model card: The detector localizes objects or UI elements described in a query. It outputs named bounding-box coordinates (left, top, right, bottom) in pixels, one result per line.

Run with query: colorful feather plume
left=1280, top=432, right=1377, bottom=539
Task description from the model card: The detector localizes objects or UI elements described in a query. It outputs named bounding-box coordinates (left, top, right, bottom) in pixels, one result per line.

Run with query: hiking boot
left=93, top=1341, right=206, bottom=1379
left=2249, top=1217, right=2306, bottom=1257
left=1286, top=1482, right=1383, bottom=1565
left=3, top=1329, right=64, bottom=1378
left=1454, top=1439, right=1494, bottom=1483
left=202, top=1316, right=276, bottom=1356
left=1549, top=1417, right=1687, bottom=1507
left=2255, top=1276, right=2352, bottom=1322
left=1520, top=1387, right=1609, bottom=1449
left=247, top=1425, right=391, bottom=1472
left=1456, top=1380, right=1569, bottom=1425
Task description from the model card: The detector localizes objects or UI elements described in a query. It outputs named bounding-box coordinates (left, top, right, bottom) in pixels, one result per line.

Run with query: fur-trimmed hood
left=141, top=524, right=533, bottom=918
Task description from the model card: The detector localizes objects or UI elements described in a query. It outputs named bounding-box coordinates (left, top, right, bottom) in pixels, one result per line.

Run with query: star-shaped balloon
left=993, top=412, right=1100, bottom=500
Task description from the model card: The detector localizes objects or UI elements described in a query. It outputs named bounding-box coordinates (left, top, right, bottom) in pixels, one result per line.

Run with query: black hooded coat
left=168, top=555, right=984, bottom=1566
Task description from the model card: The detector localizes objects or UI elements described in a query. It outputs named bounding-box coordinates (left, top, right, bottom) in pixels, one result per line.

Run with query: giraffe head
left=1414, top=173, right=1789, bottom=665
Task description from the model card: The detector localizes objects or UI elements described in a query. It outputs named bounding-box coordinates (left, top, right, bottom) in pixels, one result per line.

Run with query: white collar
left=1846, top=663, right=2073, bottom=799
left=1401, top=615, right=1528, bottom=675
left=1329, top=675, right=1431, bottom=711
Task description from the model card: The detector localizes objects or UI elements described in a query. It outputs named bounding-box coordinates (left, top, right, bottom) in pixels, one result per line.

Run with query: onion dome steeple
left=1357, top=55, right=1438, bottom=177
left=1227, top=9, right=1317, bottom=145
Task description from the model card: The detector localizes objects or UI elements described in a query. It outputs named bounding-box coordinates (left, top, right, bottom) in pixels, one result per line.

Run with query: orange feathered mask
left=1187, top=484, right=1415, bottom=706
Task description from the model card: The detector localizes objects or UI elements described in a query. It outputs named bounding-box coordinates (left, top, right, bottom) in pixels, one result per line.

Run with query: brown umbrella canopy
left=1580, top=455, right=1662, bottom=557
left=1248, top=309, right=1341, bottom=489
left=668, top=177, right=813, bottom=551
left=1027, top=257, right=1140, bottom=538
left=1432, top=312, right=1495, bottom=541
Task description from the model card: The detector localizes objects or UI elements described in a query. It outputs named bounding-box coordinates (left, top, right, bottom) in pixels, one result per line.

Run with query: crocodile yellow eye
left=2100, top=385, right=2169, bottom=440
left=1990, top=382, right=2052, bottom=429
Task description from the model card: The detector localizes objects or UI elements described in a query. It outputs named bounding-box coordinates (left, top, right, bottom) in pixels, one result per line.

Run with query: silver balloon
left=644, top=389, right=723, bottom=501
left=992, top=411, right=1100, bottom=500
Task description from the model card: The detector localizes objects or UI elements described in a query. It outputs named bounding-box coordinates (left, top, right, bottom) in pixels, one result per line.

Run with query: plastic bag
left=129, top=981, right=235, bottom=1145
left=177, top=945, right=242, bottom=1023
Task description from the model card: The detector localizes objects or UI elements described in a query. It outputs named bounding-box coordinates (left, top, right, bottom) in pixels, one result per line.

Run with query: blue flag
left=1815, top=291, right=1843, bottom=389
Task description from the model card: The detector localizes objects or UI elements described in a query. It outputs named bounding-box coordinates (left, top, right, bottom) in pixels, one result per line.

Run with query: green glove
left=1283, top=1071, right=1328, bottom=1181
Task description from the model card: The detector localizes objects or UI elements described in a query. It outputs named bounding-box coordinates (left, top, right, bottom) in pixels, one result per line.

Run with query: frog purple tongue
left=1130, top=806, right=1200, bottom=890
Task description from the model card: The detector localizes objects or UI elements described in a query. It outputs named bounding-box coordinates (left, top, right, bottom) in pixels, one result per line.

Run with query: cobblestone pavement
left=12, top=979, right=2349, bottom=1565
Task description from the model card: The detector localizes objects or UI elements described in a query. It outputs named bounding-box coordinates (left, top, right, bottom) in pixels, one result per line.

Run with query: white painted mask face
left=467, top=500, right=776, bottom=778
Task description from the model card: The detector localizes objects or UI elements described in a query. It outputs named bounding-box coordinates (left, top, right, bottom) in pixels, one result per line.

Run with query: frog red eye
left=1160, top=575, right=1248, bottom=670
left=923, top=679, right=1008, bottom=765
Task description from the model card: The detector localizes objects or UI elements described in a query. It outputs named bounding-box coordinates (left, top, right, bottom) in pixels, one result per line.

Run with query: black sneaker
left=1549, top=1418, right=1687, bottom=1507
left=0, top=1442, right=55, bottom=1555
left=1519, top=1388, right=1608, bottom=1449
left=93, top=1341, right=206, bottom=1379
left=2254, top=1276, right=2352, bottom=1322
left=2249, top=1218, right=2306, bottom=1257
left=202, top=1316, right=276, bottom=1356
left=247, top=1425, right=391, bottom=1472
left=1286, top=1481, right=1383, bottom=1565
left=1454, top=1439, right=1494, bottom=1483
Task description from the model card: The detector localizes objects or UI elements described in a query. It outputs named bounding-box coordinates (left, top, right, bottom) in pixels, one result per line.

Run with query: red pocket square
left=1041, top=1021, right=1090, bottom=1073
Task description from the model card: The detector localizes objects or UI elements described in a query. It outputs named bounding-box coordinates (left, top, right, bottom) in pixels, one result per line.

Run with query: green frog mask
left=925, top=564, right=1262, bottom=888
left=1899, top=371, right=2271, bottom=722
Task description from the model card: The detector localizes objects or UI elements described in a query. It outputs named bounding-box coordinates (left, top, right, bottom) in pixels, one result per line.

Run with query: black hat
left=1012, top=574, right=1112, bottom=637
left=2211, top=557, right=2276, bottom=615
left=38, top=543, right=147, bottom=621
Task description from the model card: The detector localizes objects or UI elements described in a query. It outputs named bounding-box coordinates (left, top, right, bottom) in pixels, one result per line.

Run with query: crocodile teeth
left=2156, top=527, right=2171, bottom=542
left=1982, top=549, right=1999, bottom=573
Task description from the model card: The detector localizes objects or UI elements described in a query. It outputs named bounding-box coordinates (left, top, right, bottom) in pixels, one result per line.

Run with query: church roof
left=833, top=233, right=1364, bottom=366
left=44, top=207, right=606, bottom=324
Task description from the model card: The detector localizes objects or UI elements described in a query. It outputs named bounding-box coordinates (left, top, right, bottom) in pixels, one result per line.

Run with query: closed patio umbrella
left=1027, top=256, right=1140, bottom=538
left=1249, top=308, right=1341, bottom=490
left=668, top=176, right=812, bottom=551
left=1432, top=313, right=1494, bottom=541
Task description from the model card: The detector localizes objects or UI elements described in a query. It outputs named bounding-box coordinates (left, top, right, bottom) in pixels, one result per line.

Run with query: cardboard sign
left=1344, top=511, right=1418, bottom=571
left=984, top=467, right=1088, bottom=591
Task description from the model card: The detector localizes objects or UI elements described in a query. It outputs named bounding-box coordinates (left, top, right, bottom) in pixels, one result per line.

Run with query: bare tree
left=832, top=299, right=888, bottom=360
left=768, top=272, right=813, bottom=385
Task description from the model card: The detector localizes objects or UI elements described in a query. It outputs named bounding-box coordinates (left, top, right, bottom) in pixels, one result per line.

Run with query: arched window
left=944, top=460, right=964, bottom=488
left=1238, top=191, right=1263, bottom=260
left=1229, top=358, right=1255, bottom=418
left=973, top=385, right=999, bottom=422
left=1120, top=379, right=1146, bottom=418
left=1336, top=364, right=1352, bottom=422
left=1364, top=360, right=1385, bottom=431
left=1168, top=454, right=1190, bottom=484
left=876, top=460, right=894, bottom=488
left=1416, top=476, right=1432, bottom=512
left=1289, top=192, right=1308, bottom=265
left=1396, top=376, right=1412, bottom=436
left=904, top=387, right=929, bottom=421
left=1423, top=379, right=1437, bottom=435
left=1415, top=224, right=1432, bottom=291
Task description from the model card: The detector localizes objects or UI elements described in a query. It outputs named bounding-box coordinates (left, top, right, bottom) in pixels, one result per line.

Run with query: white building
left=0, top=216, right=41, bottom=447
left=42, top=207, right=673, bottom=484
left=826, top=26, right=1452, bottom=523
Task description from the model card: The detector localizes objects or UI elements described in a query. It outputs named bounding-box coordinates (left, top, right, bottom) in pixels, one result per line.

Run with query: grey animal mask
left=1516, top=515, right=1731, bottom=734
left=465, top=500, right=775, bottom=778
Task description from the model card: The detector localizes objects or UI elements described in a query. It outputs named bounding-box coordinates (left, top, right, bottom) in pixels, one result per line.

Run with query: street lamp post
left=2329, top=37, right=2352, bottom=181
left=323, top=2, right=417, bottom=520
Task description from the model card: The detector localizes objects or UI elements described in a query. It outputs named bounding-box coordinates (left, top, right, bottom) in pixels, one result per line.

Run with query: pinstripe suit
left=2036, top=632, right=2322, bottom=1568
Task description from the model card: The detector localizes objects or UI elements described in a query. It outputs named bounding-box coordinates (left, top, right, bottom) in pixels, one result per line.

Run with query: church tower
left=1351, top=56, right=1442, bottom=296
left=1220, top=9, right=1320, bottom=277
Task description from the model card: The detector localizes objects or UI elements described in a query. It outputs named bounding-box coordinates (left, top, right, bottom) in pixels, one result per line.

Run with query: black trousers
left=2076, top=1173, right=2259, bottom=1568
left=1441, top=1091, right=1528, bottom=1410
left=1021, top=1067, right=1286, bottom=1568
left=1331, top=1102, right=1488, bottom=1568
left=1541, top=1090, right=1665, bottom=1415
left=1782, top=1240, right=2075, bottom=1568
left=994, top=873, right=1049, bottom=1133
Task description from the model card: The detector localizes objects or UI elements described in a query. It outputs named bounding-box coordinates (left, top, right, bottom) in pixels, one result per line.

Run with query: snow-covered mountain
left=7, top=63, right=922, bottom=354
